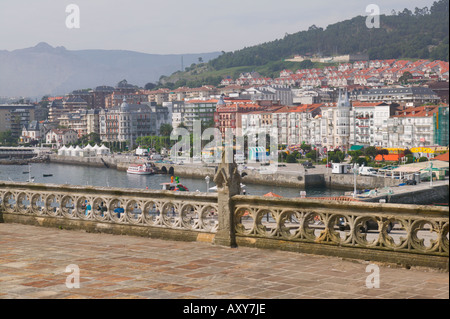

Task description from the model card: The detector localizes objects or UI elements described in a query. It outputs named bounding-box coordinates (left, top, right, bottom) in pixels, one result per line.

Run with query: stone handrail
left=0, top=182, right=219, bottom=233
left=231, top=195, right=449, bottom=257
left=1, top=180, right=448, bottom=269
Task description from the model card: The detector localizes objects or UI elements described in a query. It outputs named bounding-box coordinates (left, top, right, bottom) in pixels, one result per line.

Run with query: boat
left=43, top=174, right=53, bottom=177
left=160, top=182, right=189, bottom=191
left=160, top=176, right=189, bottom=191
left=127, top=163, right=154, bottom=175
left=209, top=183, right=246, bottom=192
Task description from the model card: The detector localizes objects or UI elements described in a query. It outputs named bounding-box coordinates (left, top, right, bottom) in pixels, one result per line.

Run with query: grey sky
left=0, top=0, right=436, bottom=54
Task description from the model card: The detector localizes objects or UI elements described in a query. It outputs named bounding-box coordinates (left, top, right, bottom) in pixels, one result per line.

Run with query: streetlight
left=429, top=161, right=433, bottom=188
left=352, top=163, right=359, bottom=198
left=205, top=175, right=210, bottom=193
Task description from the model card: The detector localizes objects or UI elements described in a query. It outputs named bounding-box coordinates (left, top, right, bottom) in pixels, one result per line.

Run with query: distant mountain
left=0, top=42, right=221, bottom=98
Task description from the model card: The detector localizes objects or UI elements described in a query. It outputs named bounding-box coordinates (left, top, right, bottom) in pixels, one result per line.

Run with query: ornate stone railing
left=1, top=177, right=448, bottom=269
left=0, top=182, right=219, bottom=234
left=231, top=195, right=449, bottom=259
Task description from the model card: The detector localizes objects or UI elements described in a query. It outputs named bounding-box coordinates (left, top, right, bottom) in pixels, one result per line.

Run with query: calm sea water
left=0, top=163, right=346, bottom=198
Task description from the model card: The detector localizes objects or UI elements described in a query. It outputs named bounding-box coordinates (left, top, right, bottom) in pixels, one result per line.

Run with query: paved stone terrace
left=0, top=223, right=448, bottom=299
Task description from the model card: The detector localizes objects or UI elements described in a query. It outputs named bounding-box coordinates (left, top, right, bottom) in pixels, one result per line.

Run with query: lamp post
left=205, top=175, right=210, bottom=193
left=352, top=163, right=359, bottom=198
left=429, top=161, right=433, bottom=188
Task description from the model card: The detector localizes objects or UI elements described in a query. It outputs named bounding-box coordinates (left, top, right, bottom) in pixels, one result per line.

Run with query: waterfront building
left=434, top=106, right=449, bottom=146
left=20, top=120, right=48, bottom=144
left=183, top=99, right=218, bottom=131
left=0, top=104, right=36, bottom=139
left=214, top=96, right=266, bottom=137
left=320, top=89, right=351, bottom=151
left=297, top=104, right=323, bottom=145
left=99, top=99, right=155, bottom=149
left=45, top=128, right=78, bottom=147
left=387, top=105, right=445, bottom=149
left=348, top=101, right=394, bottom=147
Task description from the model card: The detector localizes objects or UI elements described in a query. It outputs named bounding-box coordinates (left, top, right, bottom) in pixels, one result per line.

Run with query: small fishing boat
left=160, top=176, right=189, bottom=191
left=127, top=163, right=154, bottom=175
left=160, top=182, right=189, bottom=191
left=43, top=174, right=53, bottom=177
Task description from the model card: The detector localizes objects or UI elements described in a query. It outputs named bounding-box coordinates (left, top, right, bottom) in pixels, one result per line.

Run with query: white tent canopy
left=74, top=145, right=83, bottom=156
left=97, top=144, right=110, bottom=155
left=58, top=145, right=68, bottom=156
left=82, top=144, right=95, bottom=157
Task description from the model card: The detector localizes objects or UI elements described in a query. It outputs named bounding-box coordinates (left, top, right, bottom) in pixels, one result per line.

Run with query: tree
left=0, top=130, right=17, bottom=146
left=286, top=154, right=297, bottom=163
left=398, top=71, right=413, bottom=83
left=144, top=82, right=157, bottom=90
left=78, top=132, right=101, bottom=146
left=306, top=150, right=317, bottom=162
left=363, top=146, right=377, bottom=160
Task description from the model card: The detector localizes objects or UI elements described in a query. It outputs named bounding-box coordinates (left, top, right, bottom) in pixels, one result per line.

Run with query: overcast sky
left=0, top=0, right=437, bottom=54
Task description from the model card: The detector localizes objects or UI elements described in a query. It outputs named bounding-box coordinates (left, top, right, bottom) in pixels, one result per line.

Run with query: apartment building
left=45, top=129, right=78, bottom=147
left=0, top=104, right=36, bottom=139
left=389, top=105, right=443, bottom=149
left=99, top=99, right=166, bottom=148
left=320, top=90, right=351, bottom=151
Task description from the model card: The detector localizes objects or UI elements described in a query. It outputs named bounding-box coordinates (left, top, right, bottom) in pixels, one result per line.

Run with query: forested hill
left=210, top=0, right=449, bottom=70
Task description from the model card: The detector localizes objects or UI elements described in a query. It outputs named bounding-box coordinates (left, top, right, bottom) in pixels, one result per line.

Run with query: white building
left=45, top=129, right=78, bottom=148
left=320, top=89, right=351, bottom=151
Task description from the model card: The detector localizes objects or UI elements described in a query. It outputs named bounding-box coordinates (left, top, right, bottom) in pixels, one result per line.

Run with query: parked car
left=338, top=218, right=394, bottom=233
left=302, top=161, right=315, bottom=168
left=359, top=167, right=378, bottom=176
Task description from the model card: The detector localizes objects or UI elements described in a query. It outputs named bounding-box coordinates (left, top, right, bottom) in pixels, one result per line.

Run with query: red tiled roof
left=375, top=154, right=402, bottom=162
left=432, top=152, right=449, bottom=162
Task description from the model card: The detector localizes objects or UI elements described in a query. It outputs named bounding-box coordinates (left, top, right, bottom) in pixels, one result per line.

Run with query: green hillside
left=156, top=0, right=449, bottom=88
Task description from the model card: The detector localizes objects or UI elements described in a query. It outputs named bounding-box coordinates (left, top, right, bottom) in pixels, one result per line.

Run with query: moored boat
left=160, top=182, right=189, bottom=191
left=127, top=163, right=154, bottom=175
left=160, top=176, right=189, bottom=191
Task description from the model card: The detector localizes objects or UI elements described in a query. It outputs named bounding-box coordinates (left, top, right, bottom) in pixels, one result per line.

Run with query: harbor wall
left=48, top=155, right=312, bottom=188
left=324, top=172, right=400, bottom=189
left=362, top=184, right=449, bottom=205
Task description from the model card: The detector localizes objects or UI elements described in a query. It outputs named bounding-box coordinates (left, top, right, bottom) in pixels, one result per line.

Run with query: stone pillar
left=213, top=154, right=241, bottom=247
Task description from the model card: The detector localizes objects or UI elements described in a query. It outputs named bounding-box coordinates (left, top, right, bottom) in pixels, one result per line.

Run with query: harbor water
left=0, top=163, right=347, bottom=198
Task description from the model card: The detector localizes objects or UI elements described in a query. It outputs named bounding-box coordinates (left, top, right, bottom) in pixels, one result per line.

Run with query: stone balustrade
left=231, top=195, right=449, bottom=258
left=1, top=179, right=448, bottom=270
left=0, top=182, right=219, bottom=235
